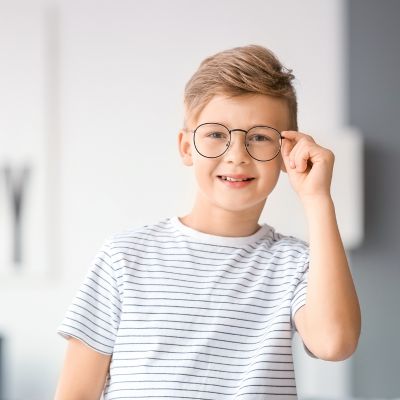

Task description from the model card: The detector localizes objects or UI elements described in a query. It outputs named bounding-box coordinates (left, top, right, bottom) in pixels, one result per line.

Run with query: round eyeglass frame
left=190, top=122, right=283, bottom=162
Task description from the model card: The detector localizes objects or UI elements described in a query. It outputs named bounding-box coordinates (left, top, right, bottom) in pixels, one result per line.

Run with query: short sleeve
left=57, top=238, right=122, bottom=355
left=290, top=249, right=317, bottom=358
left=290, top=259, right=309, bottom=327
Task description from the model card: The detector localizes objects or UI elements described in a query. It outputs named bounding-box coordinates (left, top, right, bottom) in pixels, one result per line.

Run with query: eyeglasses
left=189, top=122, right=282, bottom=162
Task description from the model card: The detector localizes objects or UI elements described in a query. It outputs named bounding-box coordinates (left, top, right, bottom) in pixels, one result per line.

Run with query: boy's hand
left=280, top=131, right=335, bottom=202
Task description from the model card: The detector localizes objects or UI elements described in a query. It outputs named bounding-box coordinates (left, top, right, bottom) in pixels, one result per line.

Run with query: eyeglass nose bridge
left=229, top=128, right=248, bottom=134
left=226, top=128, right=250, bottom=150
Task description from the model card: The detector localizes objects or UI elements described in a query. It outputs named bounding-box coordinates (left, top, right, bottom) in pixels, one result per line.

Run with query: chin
left=213, top=197, right=267, bottom=213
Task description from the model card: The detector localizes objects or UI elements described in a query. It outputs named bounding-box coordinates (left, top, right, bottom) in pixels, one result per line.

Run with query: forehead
left=193, top=94, right=290, bottom=131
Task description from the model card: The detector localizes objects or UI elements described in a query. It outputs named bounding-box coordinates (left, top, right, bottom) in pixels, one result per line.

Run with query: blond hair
left=184, top=44, right=298, bottom=130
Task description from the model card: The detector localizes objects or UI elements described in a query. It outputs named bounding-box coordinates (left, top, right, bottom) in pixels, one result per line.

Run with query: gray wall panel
left=348, top=0, right=400, bottom=397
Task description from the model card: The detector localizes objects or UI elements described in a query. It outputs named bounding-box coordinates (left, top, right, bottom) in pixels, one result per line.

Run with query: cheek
left=258, top=164, right=281, bottom=186
left=193, top=159, right=219, bottom=183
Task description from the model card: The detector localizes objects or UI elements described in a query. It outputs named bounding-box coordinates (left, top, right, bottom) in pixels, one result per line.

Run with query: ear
left=178, top=129, right=193, bottom=166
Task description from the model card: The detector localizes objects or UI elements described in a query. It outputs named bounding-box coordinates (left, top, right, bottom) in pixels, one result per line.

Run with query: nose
left=224, top=130, right=251, bottom=164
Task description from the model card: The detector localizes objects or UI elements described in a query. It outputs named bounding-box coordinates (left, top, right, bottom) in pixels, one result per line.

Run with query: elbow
left=319, top=342, right=357, bottom=361
left=301, top=308, right=362, bottom=361
left=317, top=332, right=360, bottom=361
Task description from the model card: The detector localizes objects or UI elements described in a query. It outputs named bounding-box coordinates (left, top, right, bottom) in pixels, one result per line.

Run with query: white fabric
left=58, top=216, right=310, bottom=399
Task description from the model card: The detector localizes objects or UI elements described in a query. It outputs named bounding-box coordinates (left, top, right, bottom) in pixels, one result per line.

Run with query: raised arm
left=54, top=337, right=111, bottom=400
left=281, top=131, right=361, bottom=361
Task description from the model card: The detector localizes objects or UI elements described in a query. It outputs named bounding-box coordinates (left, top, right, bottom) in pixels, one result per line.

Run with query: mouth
left=217, top=175, right=255, bottom=182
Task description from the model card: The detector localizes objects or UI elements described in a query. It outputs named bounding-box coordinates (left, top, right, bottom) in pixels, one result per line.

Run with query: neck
left=180, top=193, right=266, bottom=237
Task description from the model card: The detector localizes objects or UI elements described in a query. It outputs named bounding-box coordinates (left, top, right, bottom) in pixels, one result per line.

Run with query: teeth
left=221, top=176, right=251, bottom=182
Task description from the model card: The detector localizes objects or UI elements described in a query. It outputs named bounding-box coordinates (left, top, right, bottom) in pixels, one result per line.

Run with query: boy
left=55, top=44, right=361, bottom=399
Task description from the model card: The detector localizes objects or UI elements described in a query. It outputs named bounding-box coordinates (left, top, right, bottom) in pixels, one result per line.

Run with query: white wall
left=0, top=1, right=361, bottom=398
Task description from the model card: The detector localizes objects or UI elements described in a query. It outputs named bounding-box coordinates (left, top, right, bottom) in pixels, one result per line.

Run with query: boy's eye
left=207, top=131, right=228, bottom=139
left=248, top=134, right=272, bottom=142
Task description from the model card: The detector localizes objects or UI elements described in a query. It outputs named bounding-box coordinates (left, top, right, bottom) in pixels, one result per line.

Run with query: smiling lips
left=217, top=174, right=255, bottom=188
left=217, top=174, right=255, bottom=182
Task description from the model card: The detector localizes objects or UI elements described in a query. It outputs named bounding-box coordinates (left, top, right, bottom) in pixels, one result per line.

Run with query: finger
left=282, top=132, right=306, bottom=170
left=281, top=130, right=298, bottom=140
left=293, top=144, right=312, bottom=173
left=287, top=137, right=315, bottom=170
left=280, top=136, right=295, bottom=173
left=281, top=131, right=315, bottom=145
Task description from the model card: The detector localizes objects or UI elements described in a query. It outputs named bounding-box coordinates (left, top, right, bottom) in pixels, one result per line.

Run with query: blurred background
left=0, top=0, right=399, bottom=399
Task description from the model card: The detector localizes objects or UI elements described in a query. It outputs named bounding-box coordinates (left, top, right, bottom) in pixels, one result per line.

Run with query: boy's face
left=178, top=93, right=291, bottom=215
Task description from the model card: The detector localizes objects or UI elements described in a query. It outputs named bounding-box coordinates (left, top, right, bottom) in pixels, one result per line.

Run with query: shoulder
left=261, top=224, right=309, bottom=268
left=103, top=217, right=180, bottom=256
left=268, top=225, right=308, bottom=251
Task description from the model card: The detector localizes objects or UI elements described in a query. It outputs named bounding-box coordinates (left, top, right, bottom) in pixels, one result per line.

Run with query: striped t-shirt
left=58, top=216, right=310, bottom=399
